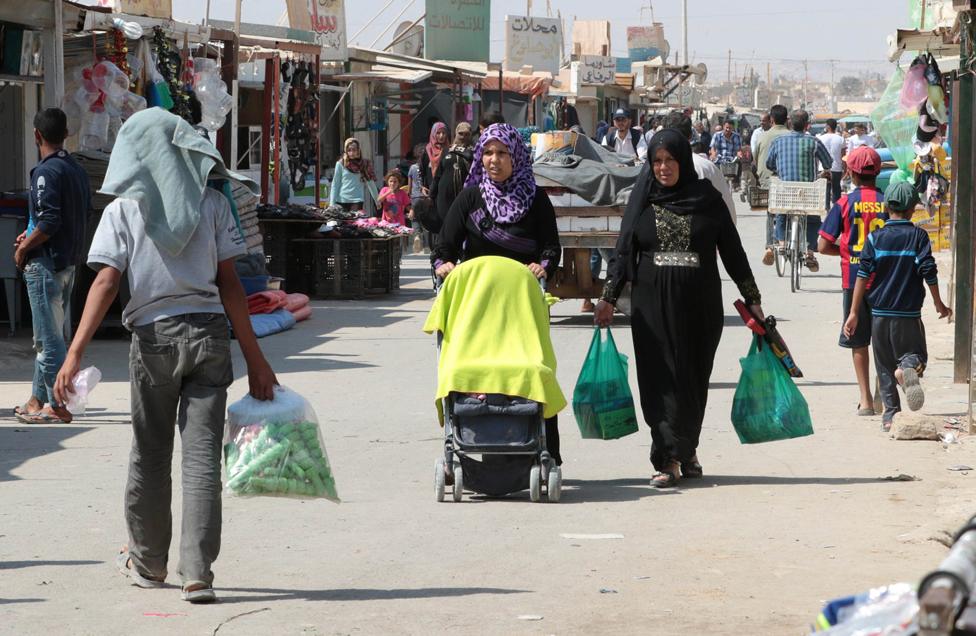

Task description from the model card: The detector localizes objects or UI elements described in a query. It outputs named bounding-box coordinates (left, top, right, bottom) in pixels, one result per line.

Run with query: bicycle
left=767, top=178, right=828, bottom=293
left=718, top=158, right=740, bottom=192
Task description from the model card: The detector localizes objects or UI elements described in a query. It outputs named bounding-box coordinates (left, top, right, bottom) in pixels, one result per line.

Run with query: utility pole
left=829, top=59, right=836, bottom=110
left=681, top=0, right=688, bottom=66
left=803, top=59, right=808, bottom=108
left=766, top=62, right=770, bottom=88
left=231, top=0, right=242, bottom=170
left=727, top=49, right=731, bottom=84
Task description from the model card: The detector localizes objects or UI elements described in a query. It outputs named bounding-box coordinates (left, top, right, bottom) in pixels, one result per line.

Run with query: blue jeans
left=589, top=248, right=614, bottom=279
left=23, top=257, right=74, bottom=407
left=773, top=215, right=822, bottom=252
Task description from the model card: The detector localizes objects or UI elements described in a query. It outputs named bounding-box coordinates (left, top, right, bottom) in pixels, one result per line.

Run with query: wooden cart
left=539, top=177, right=625, bottom=299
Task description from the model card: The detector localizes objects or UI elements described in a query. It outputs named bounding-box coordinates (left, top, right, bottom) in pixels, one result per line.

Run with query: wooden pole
left=314, top=53, right=321, bottom=209
left=954, top=12, right=976, bottom=387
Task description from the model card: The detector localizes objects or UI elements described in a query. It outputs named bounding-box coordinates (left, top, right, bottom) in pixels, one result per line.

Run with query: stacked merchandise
left=245, top=290, right=312, bottom=338
left=232, top=181, right=262, bottom=255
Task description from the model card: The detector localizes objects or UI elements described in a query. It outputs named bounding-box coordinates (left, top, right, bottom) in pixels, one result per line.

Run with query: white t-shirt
left=692, top=152, right=737, bottom=224
left=750, top=127, right=767, bottom=157
left=818, top=132, right=845, bottom=172
left=88, top=189, right=247, bottom=328
left=603, top=129, right=648, bottom=162
left=846, top=134, right=876, bottom=152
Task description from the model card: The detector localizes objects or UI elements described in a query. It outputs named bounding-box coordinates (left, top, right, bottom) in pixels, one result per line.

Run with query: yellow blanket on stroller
left=423, top=256, right=567, bottom=423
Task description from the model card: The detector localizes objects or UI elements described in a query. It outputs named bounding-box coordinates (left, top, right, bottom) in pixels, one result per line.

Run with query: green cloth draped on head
left=99, top=107, right=259, bottom=256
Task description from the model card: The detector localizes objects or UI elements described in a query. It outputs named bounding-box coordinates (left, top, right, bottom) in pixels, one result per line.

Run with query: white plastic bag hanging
left=223, top=386, right=339, bottom=502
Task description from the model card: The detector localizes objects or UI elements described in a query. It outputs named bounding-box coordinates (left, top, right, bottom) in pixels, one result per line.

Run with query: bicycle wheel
left=789, top=215, right=800, bottom=293
left=773, top=215, right=786, bottom=277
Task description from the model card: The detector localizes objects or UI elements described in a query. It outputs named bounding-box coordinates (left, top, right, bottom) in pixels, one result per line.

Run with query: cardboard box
left=531, top=131, right=578, bottom=160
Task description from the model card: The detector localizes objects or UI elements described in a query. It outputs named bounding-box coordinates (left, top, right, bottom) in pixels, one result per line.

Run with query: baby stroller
left=424, top=256, right=566, bottom=503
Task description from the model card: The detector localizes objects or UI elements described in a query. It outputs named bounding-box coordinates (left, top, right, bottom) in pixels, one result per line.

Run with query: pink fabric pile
left=246, top=290, right=312, bottom=322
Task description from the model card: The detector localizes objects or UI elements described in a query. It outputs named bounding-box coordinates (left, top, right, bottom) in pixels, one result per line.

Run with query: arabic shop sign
left=286, top=0, right=348, bottom=61
left=504, top=15, right=561, bottom=74
left=575, top=55, right=615, bottom=86
left=424, top=0, right=490, bottom=62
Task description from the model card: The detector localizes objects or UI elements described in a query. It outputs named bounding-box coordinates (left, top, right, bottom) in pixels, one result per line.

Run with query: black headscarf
left=641, top=129, right=723, bottom=216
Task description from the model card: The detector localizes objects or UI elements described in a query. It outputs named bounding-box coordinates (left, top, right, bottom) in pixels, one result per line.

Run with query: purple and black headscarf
left=464, top=123, right=536, bottom=224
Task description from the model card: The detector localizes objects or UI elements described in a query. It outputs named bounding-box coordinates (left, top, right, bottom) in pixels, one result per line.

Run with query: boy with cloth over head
left=818, top=146, right=887, bottom=416
left=53, top=108, right=278, bottom=603
left=843, top=181, right=951, bottom=432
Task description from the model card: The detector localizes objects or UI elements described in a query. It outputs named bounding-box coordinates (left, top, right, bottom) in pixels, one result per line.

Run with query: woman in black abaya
left=594, top=129, right=764, bottom=489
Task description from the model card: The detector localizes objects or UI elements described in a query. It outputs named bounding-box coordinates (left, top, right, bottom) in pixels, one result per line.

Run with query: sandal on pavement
left=761, top=248, right=774, bottom=266
left=651, top=470, right=679, bottom=489
left=116, top=549, right=165, bottom=589
left=681, top=459, right=703, bottom=479
left=15, top=411, right=61, bottom=424
left=13, top=403, right=41, bottom=417
left=857, top=406, right=876, bottom=416
left=181, top=581, right=217, bottom=604
left=900, top=367, right=925, bottom=411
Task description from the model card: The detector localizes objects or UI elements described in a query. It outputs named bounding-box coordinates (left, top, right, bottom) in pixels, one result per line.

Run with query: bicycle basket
left=720, top=162, right=739, bottom=177
left=767, top=178, right=827, bottom=214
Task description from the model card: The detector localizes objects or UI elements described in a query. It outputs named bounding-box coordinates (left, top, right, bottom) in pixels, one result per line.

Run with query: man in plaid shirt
left=765, top=109, right=832, bottom=272
left=709, top=120, right=741, bottom=164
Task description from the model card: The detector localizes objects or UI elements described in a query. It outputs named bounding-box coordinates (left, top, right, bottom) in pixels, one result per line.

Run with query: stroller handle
left=432, top=265, right=547, bottom=295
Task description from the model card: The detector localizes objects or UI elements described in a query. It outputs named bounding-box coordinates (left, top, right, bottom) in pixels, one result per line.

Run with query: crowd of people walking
left=11, top=98, right=953, bottom=602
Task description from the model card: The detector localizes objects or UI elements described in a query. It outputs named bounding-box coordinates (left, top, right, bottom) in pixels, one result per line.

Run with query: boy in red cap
left=818, top=146, right=887, bottom=416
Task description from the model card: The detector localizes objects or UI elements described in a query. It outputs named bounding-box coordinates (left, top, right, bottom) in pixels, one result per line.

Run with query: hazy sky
left=172, top=0, right=910, bottom=80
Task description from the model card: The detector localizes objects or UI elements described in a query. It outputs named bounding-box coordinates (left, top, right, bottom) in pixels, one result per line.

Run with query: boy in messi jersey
left=818, top=146, right=887, bottom=416
left=843, top=182, right=951, bottom=431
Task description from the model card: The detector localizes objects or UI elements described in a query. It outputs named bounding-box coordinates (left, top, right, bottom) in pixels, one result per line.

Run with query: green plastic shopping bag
left=573, top=327, right=639, bottom=440
left=731, top=335, right=814, bottom=444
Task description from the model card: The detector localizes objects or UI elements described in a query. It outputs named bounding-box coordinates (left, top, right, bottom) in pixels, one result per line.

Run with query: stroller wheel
left=529, top=464, right=542, bottom=502
left=435, top=457, right=446, bottom=502
left=452, top=463, right=464, bottom=502
left=547, top=466, right=562, bottom=503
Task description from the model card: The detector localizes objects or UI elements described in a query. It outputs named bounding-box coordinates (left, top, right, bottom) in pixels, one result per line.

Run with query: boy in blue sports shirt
left=843, top=181, right=951, bottom=431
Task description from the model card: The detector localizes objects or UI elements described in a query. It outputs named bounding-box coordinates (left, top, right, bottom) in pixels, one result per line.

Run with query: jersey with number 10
left=819, top=186, right=887, bottom=289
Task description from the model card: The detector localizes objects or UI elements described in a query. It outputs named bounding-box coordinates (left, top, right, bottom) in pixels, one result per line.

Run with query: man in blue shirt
left=709, top=120, right=741, bottom=164
left=843, top=182, right=951, bottom=431
left=13, top=108, right=91, bottom=423
left=766, top=109, right=833, bottom=272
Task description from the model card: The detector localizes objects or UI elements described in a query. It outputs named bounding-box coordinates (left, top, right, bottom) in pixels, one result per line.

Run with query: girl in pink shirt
left=377, top=171, right=410, bottom=225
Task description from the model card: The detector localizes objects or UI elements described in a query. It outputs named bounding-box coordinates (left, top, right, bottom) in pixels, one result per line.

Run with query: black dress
left=432, top=185, right=564, bottom=463
left=430, top=147, right=474, bottom=225
left=602, top=199, right=760, bottom=471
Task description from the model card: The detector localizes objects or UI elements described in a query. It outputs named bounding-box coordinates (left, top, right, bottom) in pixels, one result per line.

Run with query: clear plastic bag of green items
left=731, top=335, right=813, bottom=444
left=223, top=386, right=339, bottom=501
left=573, top=327, right=639, bottom=440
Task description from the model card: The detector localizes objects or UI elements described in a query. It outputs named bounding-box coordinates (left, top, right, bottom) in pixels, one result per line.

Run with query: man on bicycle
left=765, top=109, right=833, bottom=273
left=710, top=120, right=742, bottom=190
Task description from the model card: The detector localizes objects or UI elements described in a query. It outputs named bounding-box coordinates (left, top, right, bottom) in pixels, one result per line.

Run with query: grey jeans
left=872, top=316, right=927, bottom=423
left=127, top=313, right=233, bottom=586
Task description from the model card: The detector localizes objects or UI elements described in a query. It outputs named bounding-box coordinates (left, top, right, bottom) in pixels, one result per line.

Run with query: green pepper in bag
left=731, top=335, right=814, bottom=444
left=573, top=327, right=639, bottom=440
